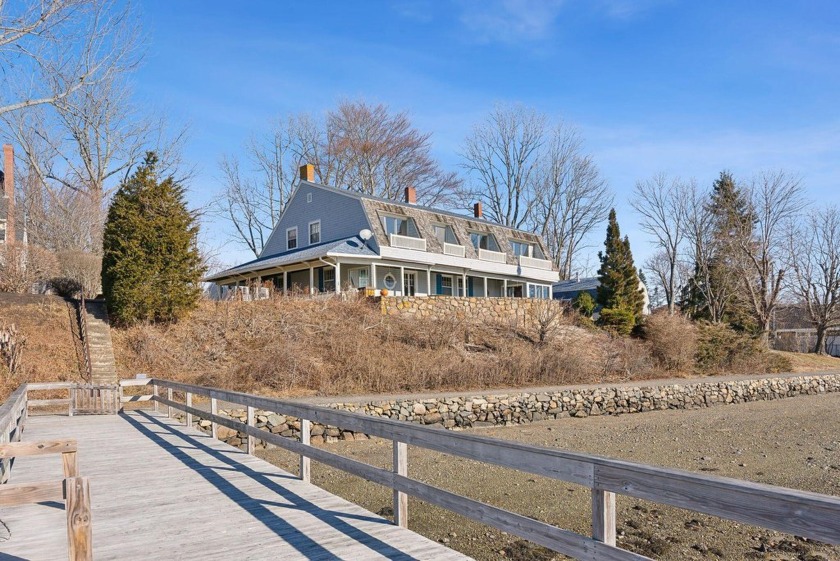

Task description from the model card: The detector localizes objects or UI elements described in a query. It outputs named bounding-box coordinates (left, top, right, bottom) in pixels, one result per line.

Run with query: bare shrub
left=55, top=250, right=102, bottom=297
left=0, top=244, right=58, bottom=293
left=643, top=312, right=698, bottom=373
left=0, top=323, right=25, bottom=376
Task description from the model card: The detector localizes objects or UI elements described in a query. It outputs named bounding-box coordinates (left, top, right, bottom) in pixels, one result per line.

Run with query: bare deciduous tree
left=632, top=173, right=689, bottom=314
left=786, top=205, right=840, bottom=354
left=460, top=104, right=546, bottom=229
left=733, top=170, right=806, bottom=346
left=535, top=123, right=611, bottom=279
left=325, top=100, right=459, bottom=207
left=0, top=0, right=139, bottom=116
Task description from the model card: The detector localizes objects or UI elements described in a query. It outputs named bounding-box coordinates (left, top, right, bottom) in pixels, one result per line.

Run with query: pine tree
left=101, top=153, right=205, bottom=325
left=682, top=171, right=755, bottom=327
left=596, top=209, right=644, bottom=334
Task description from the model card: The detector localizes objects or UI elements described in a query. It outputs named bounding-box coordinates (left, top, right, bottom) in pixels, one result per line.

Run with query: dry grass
left=0, top=293, right=81, bottom=397
left=773, top=350, right=840, bottom=372
left=111, top=297, right=664, bottom=397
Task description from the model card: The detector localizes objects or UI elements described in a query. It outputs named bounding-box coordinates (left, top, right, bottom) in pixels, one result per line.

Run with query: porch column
left=282, top=271, right=287, bottom=295
left=309, top=265, right=314, bottom=294
left=399, top=266, right=405, bottom=296
left=503, top=279, right=508, bottom=297
left=256, top=276, right=262, bottom=300
left=483, top=277, right=488, bottom=298
left=462, top=271, right=467, bottom=297
left=426, top=267, right=432, bottom=296
left=371, top=262, right=377, bottom=291
left=335, top=261, right=342, bottom=294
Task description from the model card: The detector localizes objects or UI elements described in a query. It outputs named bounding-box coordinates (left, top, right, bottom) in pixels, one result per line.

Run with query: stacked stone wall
left=380, top=295, right=563, bottom=325
left=187, top=374, right=840, bottom=449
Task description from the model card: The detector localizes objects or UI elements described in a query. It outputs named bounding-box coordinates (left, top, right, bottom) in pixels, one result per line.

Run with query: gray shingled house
left=206, top=165, right=559, bottom=298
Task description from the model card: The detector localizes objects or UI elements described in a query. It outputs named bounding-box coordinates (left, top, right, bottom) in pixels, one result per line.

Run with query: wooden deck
left=0, top=411, right=472, bottom=561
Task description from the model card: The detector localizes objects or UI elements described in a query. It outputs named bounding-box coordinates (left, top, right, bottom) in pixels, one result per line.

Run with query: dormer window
left=433, top=224, right=458, bottom=245
left=511, top=240, right=545, bottom=259
left=381, top=215, right=420, bottom=238
left=470, top=232, right=500, bottom=252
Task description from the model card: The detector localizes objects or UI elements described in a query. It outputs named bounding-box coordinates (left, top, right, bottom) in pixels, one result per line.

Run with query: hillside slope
left=0, top=294, right=82, bottom=397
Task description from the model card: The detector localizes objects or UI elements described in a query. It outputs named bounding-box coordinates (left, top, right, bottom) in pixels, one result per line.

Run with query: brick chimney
left=404, top=186, right=417, bottom=204
left=299, top=163, right=315, bottom=182
left=473, top=202, right=482, bottom=219
left=2, top=144, right=13, bottom=244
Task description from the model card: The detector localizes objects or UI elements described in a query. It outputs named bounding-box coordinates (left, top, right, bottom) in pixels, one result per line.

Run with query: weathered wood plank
left=394, top=440, right=408, bottom=528
left=247, top=405, right=255, bottom=455
left=0, top=439, right=77, bottom=459
left=65, top=476, right=93, bottom=561
left=300, top=418, right=310, bottom=483
left=594, top=462, right=840, bottom=545
left=0, top=480, right=64, bottom=506
left=28, top=398, right=72, bottom=407
left=592, top=489, right=616, bottom=546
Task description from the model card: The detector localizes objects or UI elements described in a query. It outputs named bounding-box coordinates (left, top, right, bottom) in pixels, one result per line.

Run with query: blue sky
left=134, top=1, right=840, bottom=271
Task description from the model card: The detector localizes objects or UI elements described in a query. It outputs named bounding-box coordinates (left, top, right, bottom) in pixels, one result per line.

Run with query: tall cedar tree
left=596, top=209, right=645, bottom=333
left=681, top=171, right=754, bottom=328
left=101, top=153, right=205, bottom=325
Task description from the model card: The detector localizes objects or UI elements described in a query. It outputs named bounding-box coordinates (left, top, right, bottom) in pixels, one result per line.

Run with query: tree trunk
left=814, top=325, right=827, bottom=355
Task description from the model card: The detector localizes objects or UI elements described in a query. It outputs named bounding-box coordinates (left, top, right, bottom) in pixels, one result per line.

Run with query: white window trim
left=383, top=273, right=397, bottom=290
left=308, top=220, right=321, bottom=245
left=286, top=226, right=298, bottom=250
left=381, top=213, right=421, bottom=238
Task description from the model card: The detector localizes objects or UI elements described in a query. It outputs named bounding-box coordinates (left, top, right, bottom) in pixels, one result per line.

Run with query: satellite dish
left=359, top=229, right=373, bottom=241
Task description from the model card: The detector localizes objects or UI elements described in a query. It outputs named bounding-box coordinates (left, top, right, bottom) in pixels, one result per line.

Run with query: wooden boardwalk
left=0, top=411, right=471, bottom=561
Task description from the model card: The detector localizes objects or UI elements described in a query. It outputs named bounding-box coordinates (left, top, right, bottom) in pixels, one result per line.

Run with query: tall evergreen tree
left=596, top=209, right=644, bottom=333
left=681, top=171, right=754, bottom=328
left=101, top=153, right=205, bottom=325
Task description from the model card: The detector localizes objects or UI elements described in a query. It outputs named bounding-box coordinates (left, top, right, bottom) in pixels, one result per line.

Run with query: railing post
left=210, top=397, right=218, bottom=439
left=166, top=388, right=173, bottom=419
left=247, top=406, right=255, bottom=455
left=153, top=383, right=159, bottom=413
left=68, top=386, right=74, bottom=417
left=185, top=392, right=192, bottom=428
left=299, top=418, right=310, bottom=483
left=65, top=476, right=93, bottom=561
left=62, top=451, right=78, bottom=478
left=592, top=488, right=616, bottom=546
left=393, top=441, right=408, bottom=528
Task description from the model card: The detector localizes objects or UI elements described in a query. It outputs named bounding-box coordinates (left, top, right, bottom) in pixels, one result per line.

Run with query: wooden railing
left=137, top=378, right=840, bottom=560
left=78, top=297, right=92, bottom=382
left=0, top=385, right=93, bottom=560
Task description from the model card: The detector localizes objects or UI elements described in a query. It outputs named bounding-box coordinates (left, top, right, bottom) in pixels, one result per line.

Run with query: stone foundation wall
left=380, top=295, right=563, bottom=325
left=188, top=374, right=839, bottom=449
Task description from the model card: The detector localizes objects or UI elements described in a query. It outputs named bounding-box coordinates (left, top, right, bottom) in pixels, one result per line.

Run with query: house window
left=286, top=227, right=298, bottom=250
left=0, top=220, right=5, bottom=243
left=528, top=285, right=550, bottom=299
left=511, top=240, right=546, bottom=259
left=383, top=273, right=397, bottom=290
left=433, top=224, right=458, bottom=245
left=440, top=275, right=453, bottom=296
left=381, top=215, right=420, bottom=238
left=470, top=232, right=499, bottom=252
left=324, top=268, right=335, bottom=292
left=404, top=272, right=416, bottom=296
left=352, top=268, right=369, bottom=288
left=309, top=221, right=321, bottom=245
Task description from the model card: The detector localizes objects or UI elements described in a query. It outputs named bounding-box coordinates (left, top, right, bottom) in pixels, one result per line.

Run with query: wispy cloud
left=457, top=0, right=566, bottom=44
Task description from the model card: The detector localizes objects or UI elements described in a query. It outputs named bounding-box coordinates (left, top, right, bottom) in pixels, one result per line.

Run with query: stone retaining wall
left=189, top=374, right=840, bottom=449
left=380, top=295, right=563, bottom=325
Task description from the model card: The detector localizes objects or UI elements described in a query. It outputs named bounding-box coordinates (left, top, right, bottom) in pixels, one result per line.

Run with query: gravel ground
left=258, top=393, right=840, bottom=561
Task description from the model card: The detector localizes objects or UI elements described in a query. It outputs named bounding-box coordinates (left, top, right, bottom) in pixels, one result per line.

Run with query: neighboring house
left=552, top=276, right=651, bottom=315
left=771, top=304, right=840, bottom=357
left=206, top=165, right=559, bottom=298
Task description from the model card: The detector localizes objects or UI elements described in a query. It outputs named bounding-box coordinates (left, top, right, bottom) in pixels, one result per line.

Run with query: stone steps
left=81, top=300, right=117, bottom=385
